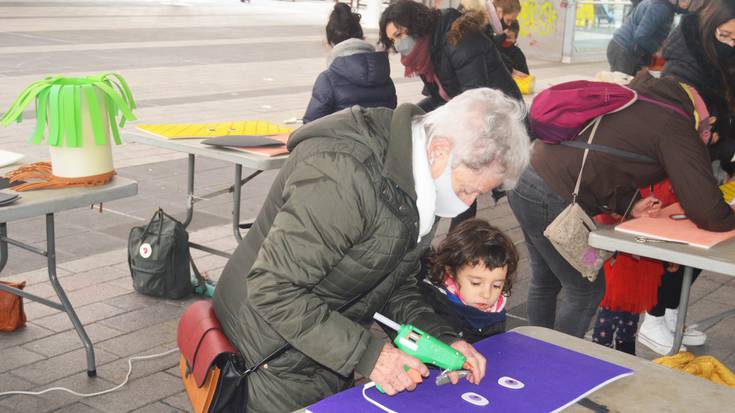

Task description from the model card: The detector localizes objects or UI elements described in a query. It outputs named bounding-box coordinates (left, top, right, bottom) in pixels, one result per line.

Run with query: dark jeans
left=606, top=40, right=645, bottom=76
left=649, top=266, right=702, bottom=317
left=508, top=166, right=606, bottom=338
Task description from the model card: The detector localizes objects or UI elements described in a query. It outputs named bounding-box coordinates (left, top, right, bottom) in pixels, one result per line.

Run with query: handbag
left=543, top=116, right=613, bottom=282
left=0, top=280, right=28, bottom=332
left=178, top=284, right=378, bottom=412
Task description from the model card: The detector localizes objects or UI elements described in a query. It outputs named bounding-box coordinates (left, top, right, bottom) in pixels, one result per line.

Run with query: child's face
left=454, top=263, right=507, bottom=311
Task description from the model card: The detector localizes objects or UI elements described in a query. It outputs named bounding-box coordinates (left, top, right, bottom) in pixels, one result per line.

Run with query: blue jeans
left=508, top=166, right=606, bottom=338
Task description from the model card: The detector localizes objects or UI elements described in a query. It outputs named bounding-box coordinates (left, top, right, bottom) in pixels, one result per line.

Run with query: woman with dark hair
left=303, top=3, right=396, bottom=123
left=379, top=0, right=521, bottom=112
left=635, top=0, right=735, bottom=355
left=379, top=0, right=523, bottom=229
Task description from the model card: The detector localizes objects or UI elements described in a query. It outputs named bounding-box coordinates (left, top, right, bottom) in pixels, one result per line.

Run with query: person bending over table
left=508, top=70, right=735, bottom=340
left=212, top=88, right=531, bottom=413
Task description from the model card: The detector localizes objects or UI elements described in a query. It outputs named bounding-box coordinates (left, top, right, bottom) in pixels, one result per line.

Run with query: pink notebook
left=615, top=203, right=735, bottom=249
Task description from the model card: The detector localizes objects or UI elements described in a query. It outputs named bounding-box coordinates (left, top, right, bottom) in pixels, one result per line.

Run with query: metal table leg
left=183, top=153, right=195, bottom=228
left=668, top=266, right=694, bottom=355
left=233, top=164, right=243, bottom=240
left=0, top=215, right=97, bottom=377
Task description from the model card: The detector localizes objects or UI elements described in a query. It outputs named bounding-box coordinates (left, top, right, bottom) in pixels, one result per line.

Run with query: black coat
left=303, top=51, right=397, bottom=123
left=419, top=9, right=522, bottom=112
left=662, top=14, right=735, bottom=173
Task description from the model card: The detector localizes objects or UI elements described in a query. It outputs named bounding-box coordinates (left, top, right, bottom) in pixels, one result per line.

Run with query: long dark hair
left=427, top=219, right=518, bottom=296
left=698, top=0, right=735, bottom=110
left=379, top=0, right=439, bottom=51
left=326, top=3, right=364, bottom=46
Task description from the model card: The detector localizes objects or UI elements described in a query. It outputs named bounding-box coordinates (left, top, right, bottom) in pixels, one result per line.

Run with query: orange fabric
left=0, top=280, right=27, bottom=332
left=180, top=355, right=219, bottom=413
left=5, top=162, right=115, bottom=192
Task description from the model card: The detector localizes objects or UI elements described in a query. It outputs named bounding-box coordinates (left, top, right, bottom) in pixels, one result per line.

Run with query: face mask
left=714, top=39, right=735, bottom=60
left=501, top=39, right=515, bottom=48
left=433, top=152, right=471, bottom=218
left=395, top=36, right=417, bottom=56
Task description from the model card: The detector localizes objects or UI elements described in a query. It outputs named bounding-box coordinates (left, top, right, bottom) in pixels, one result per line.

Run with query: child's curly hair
left=447, top=9, right=487, bottom=47
left=428, top=218, right=518, bottom=296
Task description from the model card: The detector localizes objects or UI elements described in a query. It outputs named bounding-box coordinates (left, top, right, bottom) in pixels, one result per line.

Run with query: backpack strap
left=560, top=94, right=693, bottom=164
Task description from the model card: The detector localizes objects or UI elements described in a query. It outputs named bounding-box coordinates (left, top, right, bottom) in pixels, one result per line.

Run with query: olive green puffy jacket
left=213, top=104, right=458, bottom=413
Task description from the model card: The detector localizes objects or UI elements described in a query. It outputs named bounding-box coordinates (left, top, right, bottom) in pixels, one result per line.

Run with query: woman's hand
left=368, top=343, right=429, bottom=395
left=446, top=340, right=486, bottom=385
left=632, top=196, right=662, bottom=218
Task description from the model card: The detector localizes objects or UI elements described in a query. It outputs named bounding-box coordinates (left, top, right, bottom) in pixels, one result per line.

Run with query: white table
left=0, top=177, right=138, bottom=376
left=589, top=228, right=735, bottom=355
left=124, top=131, right=287, bottom=258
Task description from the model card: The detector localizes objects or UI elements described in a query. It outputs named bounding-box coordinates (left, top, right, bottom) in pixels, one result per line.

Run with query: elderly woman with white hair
left=213, top=88, right=530, bottom=413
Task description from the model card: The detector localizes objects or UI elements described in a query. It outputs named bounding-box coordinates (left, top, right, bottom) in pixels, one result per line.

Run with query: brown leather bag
left=0, top=280, right=27, bottom=332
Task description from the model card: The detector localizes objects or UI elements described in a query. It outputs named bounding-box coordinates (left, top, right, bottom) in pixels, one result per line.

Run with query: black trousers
left=648, top=266, right=702, bottom=316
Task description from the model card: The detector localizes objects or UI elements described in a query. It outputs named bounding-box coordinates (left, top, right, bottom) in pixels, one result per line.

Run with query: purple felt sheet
left=306, top=331, right=633, bottom=413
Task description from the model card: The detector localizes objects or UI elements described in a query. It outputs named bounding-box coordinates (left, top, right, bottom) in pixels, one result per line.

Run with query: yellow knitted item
left=654, top=352, right=735, bottom=388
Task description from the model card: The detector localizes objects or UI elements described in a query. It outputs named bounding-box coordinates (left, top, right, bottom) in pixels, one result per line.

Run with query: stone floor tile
left=13, top=346, right=119, bottom=385
left=0, top=346, right=46, bottom=374
left=0, top=371, right=35, bottom=393
left=81, top=372, right=182, bottom=413
left=98, top=302, right=188, bottom=333
left=0, top=371, right=116, bottom=413
left=96, top=321, right=177, bottom=358
left=0, top=323, right=55, bottom=350
left=33, top=302, right=129, bottom=333
left=129, top=401, right=186, bottom=413
left=161, top=391, right=191, bottom=412
left=96, top=344, right=179, bottom=384
left=22, top=322, right=123, bottom=357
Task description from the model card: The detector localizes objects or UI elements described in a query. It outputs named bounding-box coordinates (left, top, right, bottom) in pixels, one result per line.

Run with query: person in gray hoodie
left=303, top=4, right=397, bottom=123
left=607, top=0, right=691, bottom=75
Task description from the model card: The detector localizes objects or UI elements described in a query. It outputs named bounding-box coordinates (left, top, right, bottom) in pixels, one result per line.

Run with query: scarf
left=443, top=273, right=506, bottom=313
left=400, top=36, right=450, bottom=102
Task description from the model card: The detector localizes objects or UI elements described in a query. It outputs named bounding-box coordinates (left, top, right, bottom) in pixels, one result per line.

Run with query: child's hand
left=632, top=196, right=662, bottom=218
left=450, top=340, right=486, bottom=385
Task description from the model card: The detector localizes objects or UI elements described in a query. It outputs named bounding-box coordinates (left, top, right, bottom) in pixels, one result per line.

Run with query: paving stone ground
left=1, top=1, right=734, bottom=412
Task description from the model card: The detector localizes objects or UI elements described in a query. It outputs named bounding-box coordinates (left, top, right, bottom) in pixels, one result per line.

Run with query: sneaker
left=638, top=313, right=687, bottom=355
left=664, top=308, right=707, bottom=346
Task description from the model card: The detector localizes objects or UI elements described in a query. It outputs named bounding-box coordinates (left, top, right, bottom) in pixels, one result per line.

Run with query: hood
left=628, top=71, right=695, bottom=118
left=328, top=38, right=375, bottom=65
left=288, top=104, right=425, bottom=200
left=432, top=8, right=462, bottom=49
left=328, top=48, right=392, bottom=87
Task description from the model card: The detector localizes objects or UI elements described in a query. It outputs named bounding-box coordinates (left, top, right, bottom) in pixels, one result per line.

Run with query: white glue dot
left=498, top=376, right=525, bottom=389
left=461, top=392, right=489, bottom=406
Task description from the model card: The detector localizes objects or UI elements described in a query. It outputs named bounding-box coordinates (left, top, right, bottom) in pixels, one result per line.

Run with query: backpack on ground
left=128, top=208, right=211, bottom=299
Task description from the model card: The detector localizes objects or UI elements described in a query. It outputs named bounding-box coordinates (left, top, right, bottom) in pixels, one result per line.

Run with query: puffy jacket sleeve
left=303, top=72, right=336, bottom=124
left=450, top=32, right=522, bottom=101
left=657, top=128, right=735, bottom=232
left=380, top=226, right=458, bottom=345
left=633, top=3, right=673, bottom=57
left=246, top=152, right=384, bottom=377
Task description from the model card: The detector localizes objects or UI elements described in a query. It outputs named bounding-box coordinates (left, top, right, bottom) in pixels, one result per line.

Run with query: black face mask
left=714, top=40, right=735, bottom=60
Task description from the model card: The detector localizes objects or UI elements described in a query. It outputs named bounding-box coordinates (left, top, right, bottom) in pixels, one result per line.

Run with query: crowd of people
left=209, top=1, right=735, bottom=411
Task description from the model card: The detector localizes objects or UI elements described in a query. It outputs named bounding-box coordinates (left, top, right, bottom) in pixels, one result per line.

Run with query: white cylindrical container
left=49, top=87, right=114, bottom=178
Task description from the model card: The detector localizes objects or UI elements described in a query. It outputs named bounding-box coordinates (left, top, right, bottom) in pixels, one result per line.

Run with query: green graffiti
left=519, top=0, right=558, bottom=37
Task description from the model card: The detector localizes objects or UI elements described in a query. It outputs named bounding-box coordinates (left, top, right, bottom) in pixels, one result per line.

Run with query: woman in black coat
left=379, top=0, right=523, bottom=228
left=303, top=4, right=397, bottom=124
left=379, top=0, right=521, bottom=112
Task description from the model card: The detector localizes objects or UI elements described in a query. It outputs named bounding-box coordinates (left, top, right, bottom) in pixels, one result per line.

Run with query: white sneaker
left=664, top=308, right=707, bottom=346
left=638, top=313, right=687, bottom=355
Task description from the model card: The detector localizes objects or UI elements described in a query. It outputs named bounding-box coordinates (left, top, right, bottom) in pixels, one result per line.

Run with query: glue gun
left=372, top=313, right=467, bottom=392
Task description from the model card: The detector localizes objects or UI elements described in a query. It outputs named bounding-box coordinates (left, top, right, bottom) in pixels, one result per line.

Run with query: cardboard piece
left=306, top=332, right=633, bottom=413
left=615, top=203, right=735, bottom=249
left=136, top=120, right=292, bottom=140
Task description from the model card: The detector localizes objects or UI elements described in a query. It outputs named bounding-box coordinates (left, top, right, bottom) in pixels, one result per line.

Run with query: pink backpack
left=530, top=81, right=690, bottom=159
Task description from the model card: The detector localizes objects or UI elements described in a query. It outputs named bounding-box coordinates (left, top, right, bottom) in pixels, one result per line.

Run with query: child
left=418, top=219, right=519, bottom=343
left=498, top=20, right=529, bottom=75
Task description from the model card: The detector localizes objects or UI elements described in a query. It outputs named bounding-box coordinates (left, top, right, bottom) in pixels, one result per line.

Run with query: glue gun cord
left=362, top=382, right=399, bottom=413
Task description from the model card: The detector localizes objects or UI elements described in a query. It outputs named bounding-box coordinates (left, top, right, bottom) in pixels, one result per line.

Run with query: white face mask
left=394, top=35, right=416, bottom=55
left=433, top=153, right=471, bottom=218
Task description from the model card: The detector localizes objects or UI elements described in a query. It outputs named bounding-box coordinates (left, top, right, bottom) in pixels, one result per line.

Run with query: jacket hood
left=288, top=103, right=425, bottom=200
left=328, top=44, right=392, bottom=88
left=328, top=38, right=375, bottom=65
left=629, top=71, right=695, bottom=119
left=432, top=8, right=462, bottom=49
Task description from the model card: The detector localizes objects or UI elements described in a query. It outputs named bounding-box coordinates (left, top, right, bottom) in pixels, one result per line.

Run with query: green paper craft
left=0, top=73, right=137, bottom=147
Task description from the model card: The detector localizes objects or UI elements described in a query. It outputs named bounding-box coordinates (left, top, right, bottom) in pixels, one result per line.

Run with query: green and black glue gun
left=372, top=312, right=467, bottom=392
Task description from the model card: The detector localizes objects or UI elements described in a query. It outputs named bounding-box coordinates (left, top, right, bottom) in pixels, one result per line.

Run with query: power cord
left=0, top=348, right=178, bottom=398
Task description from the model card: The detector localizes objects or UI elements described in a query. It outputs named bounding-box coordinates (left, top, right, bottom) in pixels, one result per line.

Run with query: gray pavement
left=0, top=1, right=734, bottom=412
